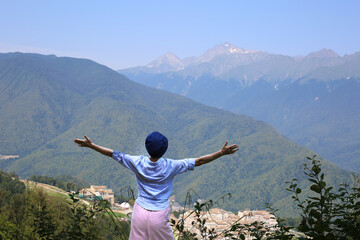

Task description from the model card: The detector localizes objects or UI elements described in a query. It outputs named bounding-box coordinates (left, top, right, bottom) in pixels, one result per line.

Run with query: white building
left=80, top=185, right=115, bottom=205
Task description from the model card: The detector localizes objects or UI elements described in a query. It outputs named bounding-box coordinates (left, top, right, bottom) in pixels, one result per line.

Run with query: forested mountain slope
left=0, top=52, right=352, bottom=216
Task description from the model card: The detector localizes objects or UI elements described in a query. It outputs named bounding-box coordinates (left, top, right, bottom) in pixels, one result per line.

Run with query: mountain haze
left=0, top=52, right=352, bottom=217
left=119, top=43, right=360, bottom=172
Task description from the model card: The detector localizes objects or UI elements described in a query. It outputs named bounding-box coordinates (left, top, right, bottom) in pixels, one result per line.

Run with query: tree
left=25, top=188, right=56, bottom=239
left=287, top=155, right=360, bottom=239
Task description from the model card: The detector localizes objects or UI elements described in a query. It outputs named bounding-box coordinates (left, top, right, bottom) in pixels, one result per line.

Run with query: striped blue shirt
left=112, top=151, right=195, bottom=211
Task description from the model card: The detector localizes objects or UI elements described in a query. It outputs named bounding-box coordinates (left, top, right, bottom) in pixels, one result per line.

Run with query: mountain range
left=0, top=52, right=353, bottom=217
left=119, top=43, right=360, bottom=172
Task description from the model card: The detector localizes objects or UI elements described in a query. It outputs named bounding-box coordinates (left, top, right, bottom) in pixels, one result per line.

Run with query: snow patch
left=229, top=48, right=238, bottom=53
left=274, top=83, right=279, bottom=90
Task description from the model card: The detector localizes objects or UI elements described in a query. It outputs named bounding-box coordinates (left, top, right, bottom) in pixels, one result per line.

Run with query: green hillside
left=0, top=53, right=352, bottom=217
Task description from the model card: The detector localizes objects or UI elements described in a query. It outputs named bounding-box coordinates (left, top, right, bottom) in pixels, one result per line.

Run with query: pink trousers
left=129, top=202, right=175, bottom=240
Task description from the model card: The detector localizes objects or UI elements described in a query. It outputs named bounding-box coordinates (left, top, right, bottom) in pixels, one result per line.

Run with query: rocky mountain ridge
left=118, top=43, right=360, bottom=172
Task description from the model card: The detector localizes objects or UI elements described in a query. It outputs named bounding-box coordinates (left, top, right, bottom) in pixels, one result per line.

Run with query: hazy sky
left=1, top=0, right=359, bottom=69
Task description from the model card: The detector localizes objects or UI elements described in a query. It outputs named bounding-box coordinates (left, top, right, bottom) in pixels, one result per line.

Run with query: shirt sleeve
left=171, top=158, right=195, bottom=175
left=112, top=151, right=137, bottom=172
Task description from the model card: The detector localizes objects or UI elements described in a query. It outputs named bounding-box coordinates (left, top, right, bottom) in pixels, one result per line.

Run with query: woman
left=74, top=131, right=238, bottom=240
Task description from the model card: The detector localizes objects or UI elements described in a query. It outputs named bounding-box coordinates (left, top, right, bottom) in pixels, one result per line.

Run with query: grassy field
left=23, top=180, right=72, bottom=202
left=23, top=180, right=131, bottom=221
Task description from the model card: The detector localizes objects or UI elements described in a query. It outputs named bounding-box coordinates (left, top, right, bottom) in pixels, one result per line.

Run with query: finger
left=223, top=141, right=228, bottom=148
left=84, top=136, right=90, bottom=141
left=229, top=144, right=238, bottom=149
left=228, top=144, right=239, bottom=153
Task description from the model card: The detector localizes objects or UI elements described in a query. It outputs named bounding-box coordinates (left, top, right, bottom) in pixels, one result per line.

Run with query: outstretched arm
left=195, top=141, right=239, bottom=167
left=74, top=136, right=113, bottom=157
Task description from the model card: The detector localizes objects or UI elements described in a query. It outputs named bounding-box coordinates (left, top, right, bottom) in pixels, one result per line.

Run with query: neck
left=150, top=157, right=160, bottom=162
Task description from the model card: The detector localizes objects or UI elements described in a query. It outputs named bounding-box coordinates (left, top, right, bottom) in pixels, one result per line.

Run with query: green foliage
left=0, top=170, right=131, bottom=239
left=1, top=155, right=359, bottom=239
left=0, top=215, right=19, bottom=240
left=172, top=156, right=360, bottom=239
left=173, top=210, right=181, bottom=219
left=26, top=188, right=56, bottom=239
left=281, top=217, right=301, bottom=228
left=333, top=177, right=360, bottom=239
left=0, top=170, right=26, bottom=205
left=264, top=205, right=295, bottom=240
left=287, top=155, right=360, bottom=239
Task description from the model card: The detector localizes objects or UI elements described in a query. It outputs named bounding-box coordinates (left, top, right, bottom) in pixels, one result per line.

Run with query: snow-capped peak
left=197, top=42, right=260, bottom=63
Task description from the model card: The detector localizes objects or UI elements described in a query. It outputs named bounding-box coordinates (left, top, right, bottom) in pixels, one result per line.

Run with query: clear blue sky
left=0, top=0, right=359, bottom=69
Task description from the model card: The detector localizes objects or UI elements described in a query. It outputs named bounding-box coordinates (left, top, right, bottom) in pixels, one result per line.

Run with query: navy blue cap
left=145, top=131, right=168, bottom=158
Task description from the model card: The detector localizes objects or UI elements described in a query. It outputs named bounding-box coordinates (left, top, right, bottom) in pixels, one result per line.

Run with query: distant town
left=0, top=154, right=19, bottom=160
left=76, top=185, right=280, bottom=239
